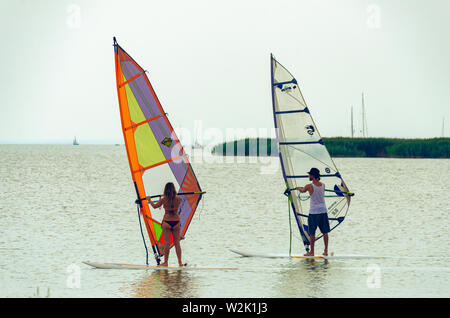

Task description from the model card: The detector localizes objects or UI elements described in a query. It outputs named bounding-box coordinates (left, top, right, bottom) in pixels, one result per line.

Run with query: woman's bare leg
left=160, top=222, right=171, bottom=266
left=171, top=224, right=183, bottom=266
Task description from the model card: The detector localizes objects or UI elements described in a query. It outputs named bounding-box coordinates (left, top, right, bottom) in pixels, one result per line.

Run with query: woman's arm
left=147, top=196, right=163, bottom=209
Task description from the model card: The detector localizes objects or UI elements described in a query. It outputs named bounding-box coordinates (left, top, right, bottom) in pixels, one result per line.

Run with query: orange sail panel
left=113, top=37, right=203, bottom=263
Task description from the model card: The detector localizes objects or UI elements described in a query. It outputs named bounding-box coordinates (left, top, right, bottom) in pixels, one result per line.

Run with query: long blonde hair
left=163, top=182, right=177, bottom=209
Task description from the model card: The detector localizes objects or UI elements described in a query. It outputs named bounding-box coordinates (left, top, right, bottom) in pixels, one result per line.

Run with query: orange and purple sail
left=113, top=37, right=204, bottom=264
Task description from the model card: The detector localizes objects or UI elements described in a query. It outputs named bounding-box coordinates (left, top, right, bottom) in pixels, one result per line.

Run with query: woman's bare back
left=162, top=196, right=182, bottom=221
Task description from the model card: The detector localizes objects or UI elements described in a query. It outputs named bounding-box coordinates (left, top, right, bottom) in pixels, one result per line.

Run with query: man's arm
left=296, top=184, right=313, bottom=195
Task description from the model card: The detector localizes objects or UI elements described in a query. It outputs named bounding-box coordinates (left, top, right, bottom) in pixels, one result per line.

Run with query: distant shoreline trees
left=211, top=137, right=449, bottom=158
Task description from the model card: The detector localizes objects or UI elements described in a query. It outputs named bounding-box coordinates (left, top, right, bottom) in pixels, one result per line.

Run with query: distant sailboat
left=442, top=117, right=445, bottom=137
left=73, top=136, right=79, bottom=145
left=361, top=93, right=368, bottom=137
left=193, top=136, right=203, bottom=149
left=351, top=105, right=354, bottom=138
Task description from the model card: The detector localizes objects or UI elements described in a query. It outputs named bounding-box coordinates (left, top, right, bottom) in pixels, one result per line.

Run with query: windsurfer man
left=296, top=168, right=330, bottom=256
left=147, top=182, right=184, bottom=267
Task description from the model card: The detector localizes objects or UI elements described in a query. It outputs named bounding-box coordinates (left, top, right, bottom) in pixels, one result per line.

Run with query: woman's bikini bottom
left=164, top=220, right=180, bottom=229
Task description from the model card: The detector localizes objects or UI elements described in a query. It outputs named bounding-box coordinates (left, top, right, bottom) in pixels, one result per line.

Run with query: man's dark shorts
left=308, top=213, right=330, bottom=236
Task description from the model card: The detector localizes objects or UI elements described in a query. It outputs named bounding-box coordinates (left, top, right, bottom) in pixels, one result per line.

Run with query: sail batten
left=270, top=54, right=352, bottom=252
left=114, top=37, right=204, bottom=265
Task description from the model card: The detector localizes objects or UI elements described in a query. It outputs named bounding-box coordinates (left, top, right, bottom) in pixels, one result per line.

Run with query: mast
left=113, top=37, right=162, bottom=265
left=351, top=106, right=354, bottom=138
left=361, top=93, right=365, bottom=137
left=362, top=92, right=368, bottom=137
left=270, top=54, right=311, bottom=252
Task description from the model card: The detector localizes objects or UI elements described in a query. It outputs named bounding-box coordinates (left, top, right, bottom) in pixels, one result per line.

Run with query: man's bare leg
left=323, top=233, right=328, bottom=256
left=304, top=235, right=315, bottom=256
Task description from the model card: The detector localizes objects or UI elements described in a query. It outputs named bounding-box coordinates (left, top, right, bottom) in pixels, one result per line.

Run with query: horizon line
left=0, top=135, right=448, bottom=145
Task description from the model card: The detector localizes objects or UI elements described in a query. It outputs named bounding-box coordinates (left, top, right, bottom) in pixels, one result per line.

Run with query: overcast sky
left=0, top=0, right=449, bottom=144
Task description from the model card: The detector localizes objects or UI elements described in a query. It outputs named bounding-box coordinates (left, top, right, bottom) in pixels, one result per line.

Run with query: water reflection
left=277, top=259, right=331, bottom=297
left=128, top=270, right=197, bottom=298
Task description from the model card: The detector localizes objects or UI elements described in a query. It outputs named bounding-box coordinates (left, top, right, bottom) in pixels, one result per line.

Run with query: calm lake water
left=0, top=145, right=449, bottom=298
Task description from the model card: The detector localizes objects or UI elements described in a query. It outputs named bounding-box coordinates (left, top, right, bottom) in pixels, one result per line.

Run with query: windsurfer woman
left=146, top=182, right=184, bottom=267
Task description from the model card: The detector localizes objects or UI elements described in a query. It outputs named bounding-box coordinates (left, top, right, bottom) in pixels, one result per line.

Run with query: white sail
left=270, top=55, right=352, bottom=252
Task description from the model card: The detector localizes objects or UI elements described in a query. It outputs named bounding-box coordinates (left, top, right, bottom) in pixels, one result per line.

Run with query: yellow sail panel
left=123, top=79, right=166, bottom=168
left=123, top=74, right=147, bottom=124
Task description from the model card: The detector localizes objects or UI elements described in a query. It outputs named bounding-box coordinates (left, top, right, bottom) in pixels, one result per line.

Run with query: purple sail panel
left=178, top=195, right=192, bottom=230
left=119, top=51, right=189, bottom=186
